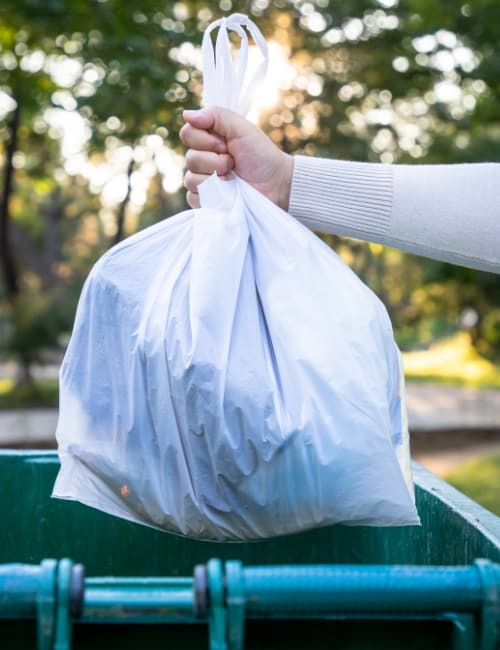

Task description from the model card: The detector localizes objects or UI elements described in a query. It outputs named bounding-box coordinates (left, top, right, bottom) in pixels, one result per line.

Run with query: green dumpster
left=0, top=450, right=498, bottom=649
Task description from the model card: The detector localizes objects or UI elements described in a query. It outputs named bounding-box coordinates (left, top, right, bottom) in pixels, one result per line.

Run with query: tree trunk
left=0, top=97, right=21, bottom=300
left=113, top=156, right=135, bottom=245
left=16, top=358, right=34, bottom=387
left=42, top=187, right=64, bottom=290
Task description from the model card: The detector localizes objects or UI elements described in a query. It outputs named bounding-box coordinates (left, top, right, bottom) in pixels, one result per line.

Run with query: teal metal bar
left=0, top=564, right=40, bottom=618
left=37, top=559, right=57, bottom=650
left=207, top=559, right=227, bottom=650
left=0, top=558, right=498, bottom=650
left=2, top=561, right=499, bottom=621
left=240, top=564, right=497, bottom=615
left=0, top=566, right=195, bottom=624
left=225, top=561, right=245, bottom=650
left=54, top=559, right=72, bottom=650
left=474, top=559, right=500, bottom=650
left=82, top=577, right=196, bottom=623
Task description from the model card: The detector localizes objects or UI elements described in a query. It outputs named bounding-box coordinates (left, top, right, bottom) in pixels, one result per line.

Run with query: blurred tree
left=1, top=0, right=500, bottom=383
left=0, top=0, right=202, bottom=379
left=250, top=0, right=500, bottom=351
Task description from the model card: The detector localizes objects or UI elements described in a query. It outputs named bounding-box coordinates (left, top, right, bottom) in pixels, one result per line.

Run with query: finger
left=184, top=170, right=211, bottom=193
left=180, top=123, right=227, bottom=154
left=186, top=191, right=201, bottom=209
left=184, top=107, right=256, bottom=143
left=185, top=149, right=234, bottom=176
left=183, top=108, right=216, bottom=130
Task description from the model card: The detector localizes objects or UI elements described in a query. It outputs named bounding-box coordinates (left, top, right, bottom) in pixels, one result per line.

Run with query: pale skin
left=180, top=106, right=294, bottom=211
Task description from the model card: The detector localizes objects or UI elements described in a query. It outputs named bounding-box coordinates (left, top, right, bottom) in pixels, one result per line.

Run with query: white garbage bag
left=53, top=14, right=419, bottom=540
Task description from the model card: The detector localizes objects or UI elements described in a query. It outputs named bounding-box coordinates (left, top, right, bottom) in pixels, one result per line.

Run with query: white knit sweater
left=289, top=156, right=500, bottom=274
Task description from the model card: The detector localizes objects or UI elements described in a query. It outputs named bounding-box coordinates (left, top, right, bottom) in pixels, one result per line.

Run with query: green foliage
left=445, top=454, right=500, bottom=515
left=6, top=291, right=69, bottom=368
left=0, top=378, right=58, bottom=409
left=482, top=309, right=500, bottom=352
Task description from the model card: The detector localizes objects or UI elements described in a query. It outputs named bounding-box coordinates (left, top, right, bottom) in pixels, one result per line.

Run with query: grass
left=0, top=378, right=59, bottom=409
left=445, top=454, right=500, bottom=516
left=403, top=332, right=500, bottom=388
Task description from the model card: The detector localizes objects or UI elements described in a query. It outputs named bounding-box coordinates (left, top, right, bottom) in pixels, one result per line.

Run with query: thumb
left=183, top=106, right=256, bottom=142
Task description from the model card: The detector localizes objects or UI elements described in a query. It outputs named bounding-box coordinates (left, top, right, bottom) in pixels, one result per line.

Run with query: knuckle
left=184, top=172, right=204, bottom=192
left=219, top=153, right=233, bottom=175
left=180, top=123, right=196, bottom=146
left=179, top=124, right=189, bottom=145
left=187, top=191, right=199, bottom=209
left=213, top=155, right=225, bottom=175
left=184, top=148, right=196, bottom=169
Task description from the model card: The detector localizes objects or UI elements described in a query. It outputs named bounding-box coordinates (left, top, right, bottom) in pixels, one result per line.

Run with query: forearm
left=289, top=155, right=500, bottom=274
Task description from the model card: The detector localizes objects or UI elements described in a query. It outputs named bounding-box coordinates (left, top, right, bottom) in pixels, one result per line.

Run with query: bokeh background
left=0, top=0, right=499, bottom=512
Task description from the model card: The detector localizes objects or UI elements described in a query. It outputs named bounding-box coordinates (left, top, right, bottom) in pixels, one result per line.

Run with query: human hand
left=180, top=106, right=293, bottom=211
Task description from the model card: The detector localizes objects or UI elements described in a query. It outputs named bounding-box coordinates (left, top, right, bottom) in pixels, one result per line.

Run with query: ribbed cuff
left=289, top=155, right=393, bottom=239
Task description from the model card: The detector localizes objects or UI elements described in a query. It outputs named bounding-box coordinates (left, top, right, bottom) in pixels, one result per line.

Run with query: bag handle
left=202, top=13, right=268, bottom=116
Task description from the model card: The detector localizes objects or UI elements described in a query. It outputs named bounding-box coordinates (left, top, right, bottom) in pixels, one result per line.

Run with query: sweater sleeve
left=289, top=155, right=500, bottom=274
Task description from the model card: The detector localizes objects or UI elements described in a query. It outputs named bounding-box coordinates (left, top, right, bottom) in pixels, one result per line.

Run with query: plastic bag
left=53, top=14, right=419, bottom=540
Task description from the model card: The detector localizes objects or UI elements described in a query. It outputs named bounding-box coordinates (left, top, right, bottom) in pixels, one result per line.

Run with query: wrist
left=277, top=153, right=294, bottom=211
